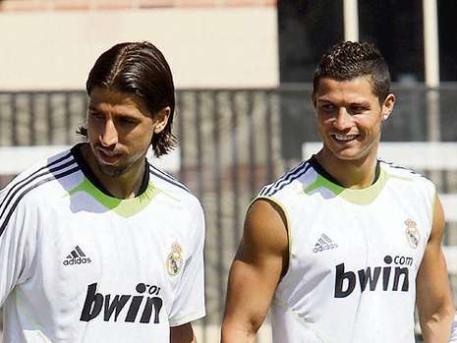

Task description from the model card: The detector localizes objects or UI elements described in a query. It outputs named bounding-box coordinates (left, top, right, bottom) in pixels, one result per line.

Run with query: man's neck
left=81, top=143, right=146, bottom=199
left=315, top=148, right=379, bottom=189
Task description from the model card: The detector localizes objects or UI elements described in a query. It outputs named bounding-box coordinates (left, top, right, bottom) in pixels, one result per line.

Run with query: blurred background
left=0, top=0, right=456, bottom=342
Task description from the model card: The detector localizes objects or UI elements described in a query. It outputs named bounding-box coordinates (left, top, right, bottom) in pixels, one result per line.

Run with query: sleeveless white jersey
left=0, top=145, right=205, bottom=342
left=258, top=158, right=435, bottom=343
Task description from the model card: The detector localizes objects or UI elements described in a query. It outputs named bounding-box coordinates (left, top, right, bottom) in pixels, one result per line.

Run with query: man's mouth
left=331, top=133, right=358, bottom=143
left=96, top=148, right=122, bottom=164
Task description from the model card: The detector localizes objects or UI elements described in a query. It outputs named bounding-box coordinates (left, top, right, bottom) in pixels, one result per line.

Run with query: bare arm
left=170, top=323, right=196, bottom=343
left=221, top=199, right=289, bottom=343
left=416, top=196, right=455, bottom=342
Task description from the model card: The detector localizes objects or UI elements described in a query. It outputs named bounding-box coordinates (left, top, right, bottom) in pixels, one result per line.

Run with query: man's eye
left=320, top=104, right=335, bottom=113
left=119, top=118, right=137, bottom=125
left=90, top=112, right=104, bottom=120
left=349, top=106, right=367, bottom=115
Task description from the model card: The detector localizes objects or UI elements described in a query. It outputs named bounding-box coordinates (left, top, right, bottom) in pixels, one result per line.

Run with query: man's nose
left=99, top=119, right=118, bottom=147
left=333, top=107, right=353, bottom=130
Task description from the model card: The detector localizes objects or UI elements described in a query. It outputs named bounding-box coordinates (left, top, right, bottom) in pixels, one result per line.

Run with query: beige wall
left=0, top=7, right=278, bottom=90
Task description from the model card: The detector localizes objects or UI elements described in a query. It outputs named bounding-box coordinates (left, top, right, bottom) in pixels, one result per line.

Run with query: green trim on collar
left=304, top=168, right=390, bottom=205
left=69, top=178, right=158, bottom=217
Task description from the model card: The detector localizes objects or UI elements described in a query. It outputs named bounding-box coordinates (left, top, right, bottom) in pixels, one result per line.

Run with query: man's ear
left=153, top=106, right=171, bottom=134
left=382, top=93, right=395, bottom=120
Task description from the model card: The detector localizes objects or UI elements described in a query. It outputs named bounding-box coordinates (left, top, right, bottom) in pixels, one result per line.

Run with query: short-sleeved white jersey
left=258, top=157, right=436, bottom=343
left=0, top=144, right=205, bottom=342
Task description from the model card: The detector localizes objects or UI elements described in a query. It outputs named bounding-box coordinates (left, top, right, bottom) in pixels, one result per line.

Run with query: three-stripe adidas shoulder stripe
left=379, top=160, right=422, bottom=177
left=0, top=152, right=80, bottom=237
left=259, top=160, right=311, bottom=197
left=148, top=163, right=190, bottom=193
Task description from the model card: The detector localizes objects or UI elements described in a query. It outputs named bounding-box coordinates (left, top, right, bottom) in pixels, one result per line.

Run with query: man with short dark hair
left=222, top=41, right=455, bottom=342
left=0, top=41, right=205, bottom=342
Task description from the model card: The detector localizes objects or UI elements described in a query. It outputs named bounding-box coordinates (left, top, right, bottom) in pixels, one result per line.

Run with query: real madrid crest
left=404, top=218, right=420, bottom=249
left=167, top=242, right=184, bottom=276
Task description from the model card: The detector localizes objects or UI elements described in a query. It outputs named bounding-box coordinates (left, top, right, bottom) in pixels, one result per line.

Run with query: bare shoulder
left=222, top=198, right=289, bottom=339
left=238, top=198, right=288, bottom=264
left=430, top=195, right=445, bottom=241
left=416, top=194, right=455, bottom=341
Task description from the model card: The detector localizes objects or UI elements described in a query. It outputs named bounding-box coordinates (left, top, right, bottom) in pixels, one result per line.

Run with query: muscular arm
left=221, top=199, right=289, bottom=343
left=416, top=196, right=455, bottom=342
left=170, top=323, right=196, bottom=343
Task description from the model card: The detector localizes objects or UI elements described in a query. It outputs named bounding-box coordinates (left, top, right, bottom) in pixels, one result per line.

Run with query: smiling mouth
left=331, top=133, right=359, bottom=143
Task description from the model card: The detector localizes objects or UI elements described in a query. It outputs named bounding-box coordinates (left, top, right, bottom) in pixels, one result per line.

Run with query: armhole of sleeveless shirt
left=429, top=186, right=438, bottom=241
left=253, top=196, right=292, bottom=280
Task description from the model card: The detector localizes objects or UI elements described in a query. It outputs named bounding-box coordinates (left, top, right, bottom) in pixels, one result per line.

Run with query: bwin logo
left=80, top=283, right=163, bottom=324
left=334, top=255, right=412, bottom=298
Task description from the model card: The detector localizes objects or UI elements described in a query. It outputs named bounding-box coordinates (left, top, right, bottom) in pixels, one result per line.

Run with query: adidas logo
left=312, top=234, right=338, bottom=253
left=63, top=245, right=92, bottom=266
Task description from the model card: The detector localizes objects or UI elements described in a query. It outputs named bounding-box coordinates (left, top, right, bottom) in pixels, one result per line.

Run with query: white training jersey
left=258, top=157, right=435, bottom=343
left=0, top=144, right=205, bottom=343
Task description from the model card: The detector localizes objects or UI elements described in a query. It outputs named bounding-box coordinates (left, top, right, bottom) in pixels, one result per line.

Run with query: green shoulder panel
left=69, top=178, right=159, bottom=217
left=304, top=168, right=390, bottom=205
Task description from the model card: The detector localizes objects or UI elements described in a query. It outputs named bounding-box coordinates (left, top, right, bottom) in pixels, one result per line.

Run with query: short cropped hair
left=312, top=41, right=391, bottom=102
left=80, top=41, right=176, bottom=157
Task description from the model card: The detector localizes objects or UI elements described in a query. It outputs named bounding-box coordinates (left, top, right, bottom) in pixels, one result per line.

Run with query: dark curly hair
left=312, top=41, right=391, bottom=102
left=79, top=41, right=176, bottom=157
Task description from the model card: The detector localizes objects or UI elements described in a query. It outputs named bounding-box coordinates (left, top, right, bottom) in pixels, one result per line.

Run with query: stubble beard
left=94, top=152, right=145, bottom=178
left=96, top=163, right=129, bottom=177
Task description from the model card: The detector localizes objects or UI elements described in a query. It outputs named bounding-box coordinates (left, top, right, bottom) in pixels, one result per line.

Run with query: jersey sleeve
left=168, top=200, right=206, bottom=327
left=0, top=189, right=36, bottom=306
